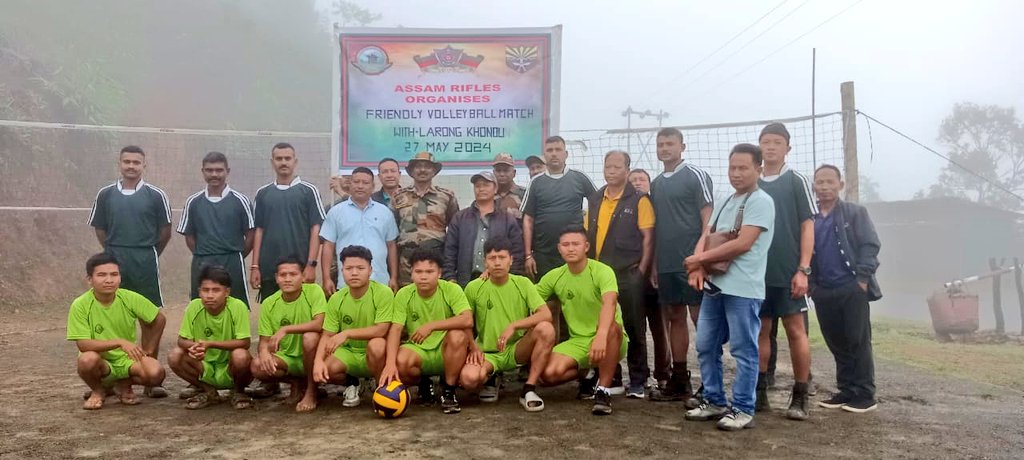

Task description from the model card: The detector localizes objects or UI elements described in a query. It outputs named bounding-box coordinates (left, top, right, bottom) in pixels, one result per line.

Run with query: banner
left=334, top=27, right=561, bottom=171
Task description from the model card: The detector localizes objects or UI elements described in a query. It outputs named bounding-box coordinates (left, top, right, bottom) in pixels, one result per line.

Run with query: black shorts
left=105, top=245, right=163, bottom=307
left=657, top=272, right=702, bottom=307
left=760, top=286, right=809, bottom=318
left=191, top=253, right=250, bottom=308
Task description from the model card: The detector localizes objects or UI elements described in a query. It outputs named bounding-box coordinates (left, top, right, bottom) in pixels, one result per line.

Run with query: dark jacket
left=443, top=201, right=525, bottom=286
left=586, top=183, right=646, bottom=271
left=811, top=199, right=882, bottom=301
left=371, top=189, right=394, bottom=208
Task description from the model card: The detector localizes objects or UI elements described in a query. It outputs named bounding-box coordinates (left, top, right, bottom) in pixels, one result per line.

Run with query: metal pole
left=811, top=48, right=817, bottom=166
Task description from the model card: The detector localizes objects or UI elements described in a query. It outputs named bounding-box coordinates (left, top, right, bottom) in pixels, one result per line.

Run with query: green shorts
left=100, top=355, right=135, bottom=386
left=552, top=335, right=629, bottom=370
left=400, top=343, right=445, bottom=376
left=332, top=347, right=370, bottom=378
left=200, top=361, right=234, bottom=389
left=275, top=352, right=305, bottom=377
left=483, top=341, right=522, bottom=374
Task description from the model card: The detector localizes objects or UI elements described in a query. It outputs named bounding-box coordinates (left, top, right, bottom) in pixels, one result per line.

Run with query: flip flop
left=185, top=392, right=220, bottom=410
left=230, top=391, right=253, bottom=410
left=519, top=390, right=545, bottom=412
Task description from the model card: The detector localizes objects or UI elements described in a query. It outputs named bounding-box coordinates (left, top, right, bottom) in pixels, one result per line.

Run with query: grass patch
left=808, top=315, right=1024, bottom=392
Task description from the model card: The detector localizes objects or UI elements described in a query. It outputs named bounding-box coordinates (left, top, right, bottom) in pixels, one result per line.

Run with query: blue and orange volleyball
left=372, top=380, right=410, bottom=418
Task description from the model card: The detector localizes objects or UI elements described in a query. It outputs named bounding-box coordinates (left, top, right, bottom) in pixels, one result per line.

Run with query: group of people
left=70, top=123, right=882, bottom=431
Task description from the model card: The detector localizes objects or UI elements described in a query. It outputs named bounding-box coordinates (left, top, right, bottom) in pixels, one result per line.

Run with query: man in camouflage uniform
left=393, top=152, right=459, bottom=287
left=492, top=152, right=526, bottom=222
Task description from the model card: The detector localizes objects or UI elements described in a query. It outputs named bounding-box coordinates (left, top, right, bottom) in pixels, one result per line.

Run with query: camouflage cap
left=470, top=171, right=496, bottom=184
left=492, top=152, right=515, bottom=166
left=406, top=151, right=443, bottom=175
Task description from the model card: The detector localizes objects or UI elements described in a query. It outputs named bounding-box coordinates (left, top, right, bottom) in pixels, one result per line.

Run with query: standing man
left=393, top=152, right=459, bottom=287
left=372, top=157, right=403, bottom=208
left=586, top=151, right=655, bottom=398
left=178, top=151, right=255, bottom=307
left=524, top=155, right=546, bottom=179
left=628, top=167, right=672, bottom=389
left=521, top=136, right=597, bottom=281
left=320, top=166, right=399, bottom=296
left=811, top=164, right=880, bottom=413
left=683, top=143, right=775, bottom=431
left=492, top=152, right=527, bottom=221
left=648, top=128, right=713, bottom=403
left=250, top=142, right=326, bottom=301
left=443, top=172, right=524, bottom=287
left=89, top=144, right=172, bottom=398
left=755, top=123, right=817, bottom=420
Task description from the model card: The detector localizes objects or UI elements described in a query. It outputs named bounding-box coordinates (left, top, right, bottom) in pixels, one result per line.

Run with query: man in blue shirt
left=683, top=143, right=775, bottom=431
left=320, top=166, right=399, bottom=295
left=810, top=164, right=881, bottom=414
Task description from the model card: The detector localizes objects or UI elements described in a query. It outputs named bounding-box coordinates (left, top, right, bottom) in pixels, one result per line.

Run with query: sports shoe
left=250, top=381, right=281, bottom=398
left=684, top=401, right=728, bottom=421
left=440, top=388, right=461, bottom=414
left=626, top=383, right=645, bottom=399
left=786, top=383, right=809, bottom=421
left=818, top=393, right=852, bottom=409
left=577, top=369, right=597, bottom=400
left=607, top=384, right=626, bottom=396
left=765, top=372, right=776, bottom=389
left=685, top=384, right=705, bottom=409
left=591, top=388, right=612, bottom=415
left=608, top=364, right=626, bottom=396
left=755, top=380, right=771, bottom=412
left=480, top=375, right=500, bottom=403
left=841, top=399, right=878, bottom=413
left=648, top=371, right=692, bottom=402
left=807, top=374, right=817, bottom=396
left=418, top=379, right=437, bottom=405
left=717, top=408, right=756, bottom=431
left=341, top=384, right=360, bottom=407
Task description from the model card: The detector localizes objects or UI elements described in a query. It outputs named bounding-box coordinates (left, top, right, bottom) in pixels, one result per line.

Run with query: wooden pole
left=841, top=81, right=859, bottom=203
left=989, top=257, right=1005, bottom=334
left=1015, top=257, right=1024, bottom=335
left=811, top=48, right=817, bottom=166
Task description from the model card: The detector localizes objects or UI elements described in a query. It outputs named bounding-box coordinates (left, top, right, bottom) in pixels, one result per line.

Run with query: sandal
left=230, top=391, right=253, bottom=410
left=185, top=392, right=220, bottom=410
left=519, top=390, right=545, bottom=412
left=179, top=384, right=201, bottom=400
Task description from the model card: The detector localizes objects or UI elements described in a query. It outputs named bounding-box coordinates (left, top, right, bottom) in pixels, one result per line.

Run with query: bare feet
left=118, top=383, right=140, bottom=406
left=283, top=381, right=304, bottom=406
left=296, top=391, right=318, bottom=413
left=83, top=391, right=105, bottom=410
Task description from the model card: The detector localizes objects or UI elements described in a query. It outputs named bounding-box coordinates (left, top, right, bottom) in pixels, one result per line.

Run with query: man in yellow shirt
left=585, top=150, right=655, bottom=398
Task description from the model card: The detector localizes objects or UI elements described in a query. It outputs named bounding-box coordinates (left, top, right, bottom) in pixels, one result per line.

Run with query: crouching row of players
left=70, top=227, right=628, bottom=415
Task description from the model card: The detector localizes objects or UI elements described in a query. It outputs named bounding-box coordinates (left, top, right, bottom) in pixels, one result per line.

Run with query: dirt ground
left=0, top=305, right=1021, bottom=460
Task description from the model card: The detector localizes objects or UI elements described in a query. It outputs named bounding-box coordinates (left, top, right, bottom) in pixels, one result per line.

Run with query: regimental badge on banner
left=413, top=45, right=484, bottom=72
left=505, top=45, right=539, bottom=74
left=352, top=45, right=392, bottom=75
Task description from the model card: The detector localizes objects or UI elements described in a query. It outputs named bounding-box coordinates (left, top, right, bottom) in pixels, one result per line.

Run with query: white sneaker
left=342, top=385, right=360, bottom=407
left=480, top=384, right=499, bottom=403
left=716, top=408, right=756, bottom=431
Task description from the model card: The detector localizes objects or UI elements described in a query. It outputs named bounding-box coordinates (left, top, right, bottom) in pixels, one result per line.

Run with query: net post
left=841, top=81, right=859, bottom=203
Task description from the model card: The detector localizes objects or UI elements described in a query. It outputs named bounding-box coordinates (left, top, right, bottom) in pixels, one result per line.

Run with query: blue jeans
left=696, top=292, right=762, bottom=415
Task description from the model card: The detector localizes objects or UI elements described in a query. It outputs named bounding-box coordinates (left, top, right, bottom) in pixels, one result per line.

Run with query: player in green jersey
left=168, top=265, right=253, bottom=410
left=67, top=253, right=167, bottom=410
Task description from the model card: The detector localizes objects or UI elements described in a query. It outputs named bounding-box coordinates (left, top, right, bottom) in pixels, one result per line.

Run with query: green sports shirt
left=392, top=280, right=471, bottom=350
left=258, top=283, right=326, bottom=357
left=465, top=275, right=545, bottom=352
left=178, top=297, right=251, bottom=365
left=536, top=259, right=624, bottom=339
left=66, top=289, right=160, bottom=362
left=320, top=281, right=395, bottom=350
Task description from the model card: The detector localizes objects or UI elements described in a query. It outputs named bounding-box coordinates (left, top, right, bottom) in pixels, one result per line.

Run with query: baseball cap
left=471, top=171, right=496, bottom=184
left=492, top=152, right=515, bottom=166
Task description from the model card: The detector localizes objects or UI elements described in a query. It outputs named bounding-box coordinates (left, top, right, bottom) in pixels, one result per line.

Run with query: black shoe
left=786, top=383, right=809, bottom=420
left=755, top=381, right=771, bottom=412
left=440, top=388, right=461, bottom=414
left=577, top=369, right=597, bottom=400
left=591, top=388, right=612, bottom=415
left=818, top=393, right=852, bottom=409
left=418, top=379, right=437, bottom=406
left=841, top=399, right=878, bottom=413
left=649, top=371, right=692, bottom=402
left=685, top=384, right=705, bottom=409
left=765, top=372, right=776, bottom=389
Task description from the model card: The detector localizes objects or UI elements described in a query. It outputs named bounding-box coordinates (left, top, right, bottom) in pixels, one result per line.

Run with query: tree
left=859, top=174, right=882, bottom=202
left=924, top=102, right=1024, bottom=210
left=335, top=1, right=382, bottom=26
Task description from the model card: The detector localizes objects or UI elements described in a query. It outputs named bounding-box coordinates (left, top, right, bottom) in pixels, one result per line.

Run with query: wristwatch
left=797, top=266, right=812, bottom=276
left=309, top=260, right=318, bottom=268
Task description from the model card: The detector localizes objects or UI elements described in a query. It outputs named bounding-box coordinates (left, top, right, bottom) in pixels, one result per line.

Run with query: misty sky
left=332, top=0, right=1024, bottom=200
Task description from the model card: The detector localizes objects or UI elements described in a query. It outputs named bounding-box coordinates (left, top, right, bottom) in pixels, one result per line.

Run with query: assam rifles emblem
left=351, top=45, right=392, bottom=75
left=505, top=45, right=539, bottom=73
left=413, top=45, right=484, bottom=72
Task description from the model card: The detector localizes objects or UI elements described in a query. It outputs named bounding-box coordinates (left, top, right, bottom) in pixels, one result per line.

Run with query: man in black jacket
left=443, top=172, right=525, bottom=286
left=810, top=164, right=881, bottom=414
left=587, top=151, right=655, bottom=398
